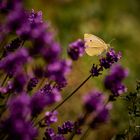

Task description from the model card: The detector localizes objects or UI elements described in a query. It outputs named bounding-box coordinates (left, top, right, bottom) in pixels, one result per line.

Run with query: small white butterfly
left=84, top=33, right=109, bottom=56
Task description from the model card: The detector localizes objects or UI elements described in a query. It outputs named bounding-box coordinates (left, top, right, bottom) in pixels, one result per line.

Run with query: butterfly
left=84, top=33, right=109, bottom=56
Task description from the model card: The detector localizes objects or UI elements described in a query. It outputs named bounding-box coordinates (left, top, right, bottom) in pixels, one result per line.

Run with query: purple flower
left=27, top=77, right=39, bottom=91
left=41, top=87, right=62, bottom=105
left=0, top=0, right=22, bottom=12
left=16, top=10, right=45, bottom=40
left=44, top=128, right=55, bottom=139
left=45, top=111, right=58, bottom=126
left=58, top=121, right=74, bottom=134
left=109, top=64, right=128, bottom=80
left=6, top=8, right=62, bottom=72
left=0, top=87, right=7, bottom=95
left=55, top=79, right=67, bottom=91
left=90, top=48, right=121, bottom=77
left=83, top=90, right=105, bottom=113
left=68, top=39, right=85, bottom=60
left=40, top=82, right=63, bottom=104
left=0, top=81, right=13, bottom=95
left=30, top=30, right=54, bottom=56
left=13, top=69, right=27, bottom=92
left=52, top=134, right=65, bottom=140
left=41, top=42, right=61, bottom=63
left=30, top=88, right=61, bottom=117
left=0, top=48, right=29, bottom=75
left=90, top=64, right=103, bottom=77
left=6, top=3, right=26, bottom=31
left=90, top=104, right=112, bottom=129
left=1, top=118, right=37, bottom=140
left=16, top=9, right=62, bottom=64
left=100, top=48, right=122, bottom=69
left=0, top=1, right=8, bottom=11
left=41, top=83, right=53, bottom=93
left=28, top=9, right=43, bottom=24
left=44, top=128, right=65, bottom=140
left=30, top=92, right=48, bottom=117
left=104, top=64, right=128, bottom=97
left=7, top=93, right=31, bottom=119
left=13, top=120, right=37, bottom=140
left=45, top=59, right=71, bottom=83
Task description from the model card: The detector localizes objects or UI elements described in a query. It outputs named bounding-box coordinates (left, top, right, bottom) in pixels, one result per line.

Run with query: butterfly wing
left=84, top=34, right=106, bottom=44
left=85, top=47, right=105, bottom=56
left=84, top=33, right=108, bottom=56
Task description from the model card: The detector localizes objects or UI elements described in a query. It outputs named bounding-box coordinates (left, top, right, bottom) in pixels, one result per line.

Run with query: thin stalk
left=0, top=74, right=8, bottom=98
left=1, top=74, right=8, bottom=87
left=80, top=127, right=90, bottom=140
left=21, top=40, right=25, bottom=47
left=51, top=74, right=92, bottom=112
left=68, top=132, right=75, bottom=140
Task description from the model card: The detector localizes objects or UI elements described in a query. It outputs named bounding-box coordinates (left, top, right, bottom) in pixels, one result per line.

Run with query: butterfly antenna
left=108, top=38, right=116, bottom=45
left=106, top=38, right=116, bottom=50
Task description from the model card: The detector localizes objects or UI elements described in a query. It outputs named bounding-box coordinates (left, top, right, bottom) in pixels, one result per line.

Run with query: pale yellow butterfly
left=84, top=33, right=109, bottom=56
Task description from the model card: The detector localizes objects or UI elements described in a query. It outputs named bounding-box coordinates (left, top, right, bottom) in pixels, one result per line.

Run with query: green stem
left=0, top=74, right=9, bottom=99
left=80, top=127, right=90, bottom=140
left=51, top=74, right=92, bottom=112
left=1, top=74, right=8, bottom=87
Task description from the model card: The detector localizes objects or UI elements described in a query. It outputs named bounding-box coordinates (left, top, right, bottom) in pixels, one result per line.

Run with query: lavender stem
left=1, top=74, right=8, bottom=87
left=80, top=127, right=90, bottom=140
left=51, top=74, right=92, bottom=112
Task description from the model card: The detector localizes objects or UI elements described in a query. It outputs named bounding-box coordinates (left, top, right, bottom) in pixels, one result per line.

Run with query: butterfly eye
left=90, top=40, right=92, bottom=42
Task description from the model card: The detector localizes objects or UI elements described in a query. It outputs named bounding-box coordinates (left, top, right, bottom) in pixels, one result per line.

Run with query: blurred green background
left=25, top=0, right=140, bottom=139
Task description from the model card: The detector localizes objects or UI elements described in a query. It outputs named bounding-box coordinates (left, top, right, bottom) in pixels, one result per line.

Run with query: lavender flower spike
left=0, top=48, right=29, bottom=75
left=68, top=39, right=85, bottom=60
left=44, top=128, right=65, bottom=140
left=100, top=48, right=122, bottom=69
left=83, top=90, right=105, bottom=113
left=104, top=64, right=128, bottom=97
left=90, top=103, right=112, bottom=129
left=58, top=121, right=74, bottom=134
left=45, top=111, right=58, bottom=126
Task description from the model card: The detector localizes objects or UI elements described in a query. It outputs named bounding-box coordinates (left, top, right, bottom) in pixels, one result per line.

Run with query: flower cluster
left=0, top=48, right=29, bottom=76
left=44, top=128, right=65, bottom=140
left=67, top=39, right=85, bottom=60
left=83, top=90, right=111, bottom=129
left=58, top=121, right=74, bottom=134
left=0, top=94, right=38, bottom=140
left=45, top=59, right=72, bottom=84
left=45, top=111, right=58, bottom=126
left=104, top=64, right=128, bottom=97
left=90, top=48, right=122, bottom=77
left=90, top=104, right=112, bottom=129
left=27, top=77, right=39, bottom=91
left=99, top=48, right=122, bottom=69
left=83, top=90, right=105, bottom=113
left=44, top=120, right=80, bottom=140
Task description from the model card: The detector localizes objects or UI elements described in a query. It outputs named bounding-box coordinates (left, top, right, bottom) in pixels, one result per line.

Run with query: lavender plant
left=0, top=1, right=130, bottom=140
